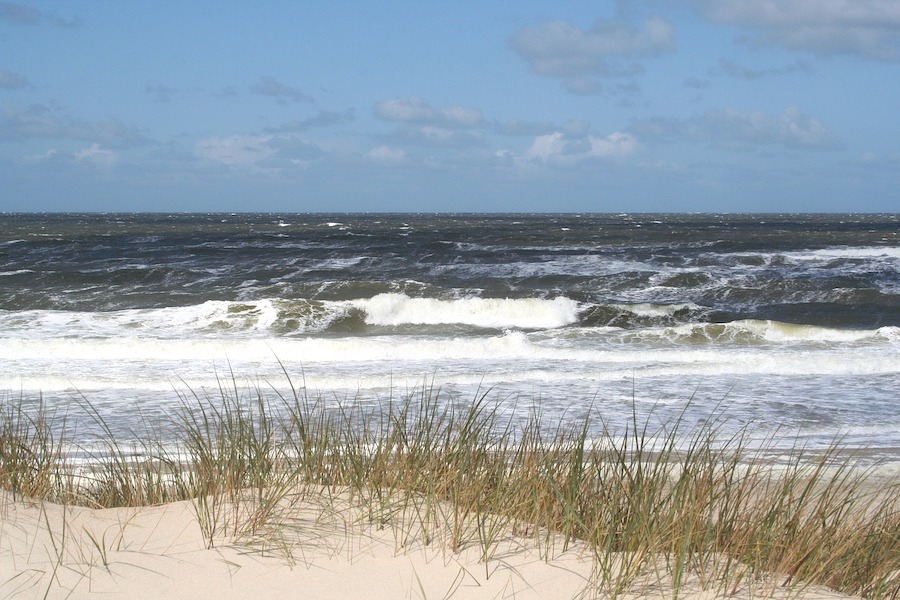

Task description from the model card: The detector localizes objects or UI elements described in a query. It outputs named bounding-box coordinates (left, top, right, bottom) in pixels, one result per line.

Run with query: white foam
left=611, top=302, right=700, bottom=317
left=4, top=323, right=897, bottom=379
left=648, top=320, right=890, bottom=345
left=749, top=320, right=884, bottom=343
left=302, top=257, right=368, bottom=271
left=801, top=246, right=900, bottom=260
left=0, top=299, right=349, bottom=338
left=352, top=293, right=581, bottom=329
left=879, top=326, right=900, bottom=342
left=436, top=256, right=655, bottom=279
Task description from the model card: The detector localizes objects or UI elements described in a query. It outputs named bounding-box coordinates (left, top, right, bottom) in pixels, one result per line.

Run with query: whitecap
left=352, top=293, right=581, bottom=330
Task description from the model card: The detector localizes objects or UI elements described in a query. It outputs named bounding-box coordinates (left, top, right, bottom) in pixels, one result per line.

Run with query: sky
left=1, top=1, right=898, bottom=213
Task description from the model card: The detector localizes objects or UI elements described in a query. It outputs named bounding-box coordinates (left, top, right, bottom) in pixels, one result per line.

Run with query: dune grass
left=1, top=381, right=899, bottom=599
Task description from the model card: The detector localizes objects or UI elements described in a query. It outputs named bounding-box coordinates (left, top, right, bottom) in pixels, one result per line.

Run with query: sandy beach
left=1, top=489, right=863, bottom=600
left=2, top=379, right=898, bottom=600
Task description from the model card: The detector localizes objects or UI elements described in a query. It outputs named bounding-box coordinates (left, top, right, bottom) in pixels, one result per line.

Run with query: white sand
left=0, top=491, right=858, bottom=600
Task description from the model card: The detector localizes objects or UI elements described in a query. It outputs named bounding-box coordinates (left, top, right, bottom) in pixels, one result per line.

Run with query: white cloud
left=700, top=0, right=900, bottom=60
left=591, top=131, right=639, bottom=156
left=525, top=132, right=568, bottom=162
left=195, top=134, right=278, bottom=172
left=414, top=126, right=455, bottom=144
left=630, top=105, right=842, bottom=150
left=367, top=145, right=407, bottom=164
left=509, top=16, right=675, bottom=78
left=0, top=104, right=147, bottom=146
left=375, top=97, right=482, bottom=128
left=74, top=143, right=115, bottom=165
left=392, top=125, right=484, bottom=148
left=525, top=130, right=637, bottom=163
left=23, top=147, right=58, bottom=163
left=704, top=105, right=841, bottom=149
left=374, top=98, right=485, bottom=151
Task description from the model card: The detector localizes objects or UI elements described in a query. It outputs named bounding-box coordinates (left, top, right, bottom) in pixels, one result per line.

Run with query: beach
left=0, top=488, right=878, bottom=600
left=0, top=489, right=621, bottom=600
left=2, top=386, right=899, bottom=599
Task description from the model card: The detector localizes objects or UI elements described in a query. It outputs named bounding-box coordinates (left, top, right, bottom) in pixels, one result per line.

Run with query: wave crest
left=352, top=293, right=581, bottom=330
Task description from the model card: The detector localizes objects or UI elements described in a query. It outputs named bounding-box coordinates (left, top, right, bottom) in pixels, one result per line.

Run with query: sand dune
left=0, top=491, right=857, bottom=600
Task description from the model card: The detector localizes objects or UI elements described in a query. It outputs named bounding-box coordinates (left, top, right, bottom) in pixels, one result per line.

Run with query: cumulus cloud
left=699, top=0, right=900, bottom=61
left=590, top=131, right=639, bottom=156
left=195, top=134, right=278, bottom=172
left=374, top=97, right=485, bottom=150
left=266, top=136, right=323, bottom=164
left=509, top=15, right=674, bottom=96
left=375, top=97, right=482, bottom=128
left=194, top=133, right=327, bottom=172
left=509, top=16, right=674, bottom=95
left=525, top=132, right=568, bottom=162
left=630, top=105, right=842, bottom=150
left=525, top=130, right=637, bottom=163
left=0, top=69, right=30, bottom=90
left=706, top=105, right=841, bottom=148
left=250, top=76, right=313, bottom=104
left=74, top=143, right=115, bottom=165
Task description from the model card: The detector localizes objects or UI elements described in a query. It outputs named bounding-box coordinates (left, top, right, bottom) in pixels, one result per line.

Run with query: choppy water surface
left=1, top=213, right=898, bottom=458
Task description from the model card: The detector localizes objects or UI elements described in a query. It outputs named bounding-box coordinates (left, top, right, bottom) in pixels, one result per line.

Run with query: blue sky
left=1, top=1, right=898, bottom=212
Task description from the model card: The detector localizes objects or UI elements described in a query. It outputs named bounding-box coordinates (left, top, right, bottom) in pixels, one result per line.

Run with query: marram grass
left=1, top=382, right=899, bottom=599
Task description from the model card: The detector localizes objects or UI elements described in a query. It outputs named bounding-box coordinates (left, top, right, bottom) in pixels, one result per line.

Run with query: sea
left=1, top=213, right=898, bottom=462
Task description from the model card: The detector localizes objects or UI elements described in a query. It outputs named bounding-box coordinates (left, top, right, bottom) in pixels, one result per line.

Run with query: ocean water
left=1, top=213, right=898, bottom=459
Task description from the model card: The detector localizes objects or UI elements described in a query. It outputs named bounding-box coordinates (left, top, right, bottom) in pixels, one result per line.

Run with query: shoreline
left=2, top=390, right=899, bottom=599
